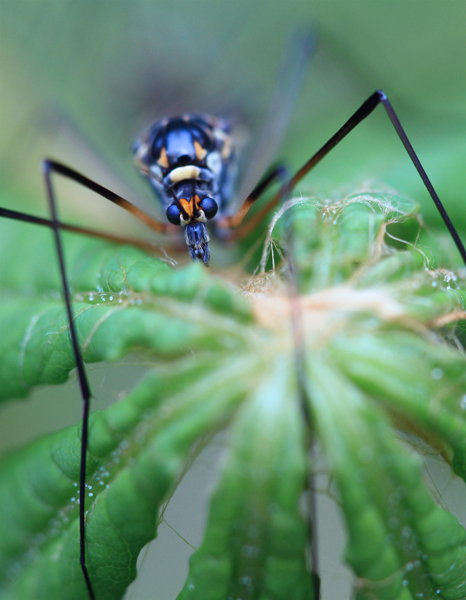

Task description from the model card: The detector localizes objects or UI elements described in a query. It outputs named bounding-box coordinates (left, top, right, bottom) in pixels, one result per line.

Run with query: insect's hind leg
left=42, top=160, right=96, bottom=600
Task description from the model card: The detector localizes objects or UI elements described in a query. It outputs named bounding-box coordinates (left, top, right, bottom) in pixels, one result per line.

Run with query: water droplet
left=109, top=296, right=114, bottom=301
left=241, top=544, right=260, bottom=558
left=89, top=293, right=94, bottom=301
left=406, top=562, right=414, bottom=571
left=239, top=575, right=253, bottom=592
left=188, top=583, right=195, bottom=591
left=460, top=395, right=466, bottom=410
left=431, top=368, right=443, bottom=380
left=432, top=281, right=437, bottom=287
left=402, top=526, right=412, bottom=538
left=402, top=579, right=408, bottom=587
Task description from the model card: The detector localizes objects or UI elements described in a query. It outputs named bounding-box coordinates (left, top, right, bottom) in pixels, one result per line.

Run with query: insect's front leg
left=224, top=91, right=466, bottom=267
left=216, top=164, right=289, bottom=239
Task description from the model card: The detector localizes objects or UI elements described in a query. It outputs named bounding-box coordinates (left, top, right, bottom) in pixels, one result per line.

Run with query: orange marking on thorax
left=194, top=140, right=207, bottom=161
left=158, top=146, right=169, bottom=168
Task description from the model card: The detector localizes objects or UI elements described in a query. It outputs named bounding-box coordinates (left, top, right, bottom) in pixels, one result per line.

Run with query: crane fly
left=0, top=32, right=465, bottom=600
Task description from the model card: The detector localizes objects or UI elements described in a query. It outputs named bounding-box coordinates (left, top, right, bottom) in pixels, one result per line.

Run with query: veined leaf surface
left=1, top=193, right=466, bottom=600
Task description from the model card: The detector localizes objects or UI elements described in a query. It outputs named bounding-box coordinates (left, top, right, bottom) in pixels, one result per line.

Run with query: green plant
left=0, top=191, right=465, bottom=600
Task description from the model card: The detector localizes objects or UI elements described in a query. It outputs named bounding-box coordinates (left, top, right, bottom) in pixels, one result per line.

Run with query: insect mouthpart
left=165, top=193, right=218, bottom=264
left=185, top=221, right=210, bottom=264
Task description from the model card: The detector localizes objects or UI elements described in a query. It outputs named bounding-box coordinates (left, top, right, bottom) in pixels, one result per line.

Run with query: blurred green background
left=0, top=1, right=465, bottom=232
left=0, top=1, right=465, bottom=599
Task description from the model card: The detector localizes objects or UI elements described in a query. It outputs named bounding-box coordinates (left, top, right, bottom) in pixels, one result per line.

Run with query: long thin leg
left=43, top=161, right=96, bottom=600
left=44, top=159, right=169, bottom=233
left=0, top=205, right=168, bottom=252
left=230, top=91, right=466, bottom=267
left=217, top=165, right=287, bottom=231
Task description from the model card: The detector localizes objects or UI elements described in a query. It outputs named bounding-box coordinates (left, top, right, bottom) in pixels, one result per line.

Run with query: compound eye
left=166, top=203, right=182, bottom=225
left=199, top=197, right=218, bottom=220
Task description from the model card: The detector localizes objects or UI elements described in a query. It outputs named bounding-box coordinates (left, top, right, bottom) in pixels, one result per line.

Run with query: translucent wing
left=235, top=31, right=317, bottom=205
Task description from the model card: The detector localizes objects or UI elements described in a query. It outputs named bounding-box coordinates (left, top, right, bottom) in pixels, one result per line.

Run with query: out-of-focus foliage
left=0, top=1, right=464, bottom=229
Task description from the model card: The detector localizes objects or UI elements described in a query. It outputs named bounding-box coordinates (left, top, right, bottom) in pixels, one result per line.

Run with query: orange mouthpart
left=179, top=195, right=201, bottom=219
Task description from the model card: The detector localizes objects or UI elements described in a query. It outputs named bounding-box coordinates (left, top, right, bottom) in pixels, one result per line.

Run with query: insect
left=1, top=40, right=466, bottom=600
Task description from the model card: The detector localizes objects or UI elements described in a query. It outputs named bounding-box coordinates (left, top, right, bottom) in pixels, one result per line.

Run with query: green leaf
left=308, top=356, right=466, bottom=600
left=1, top=192, right=466, bottom=600
left=178, top=355, right=313, bottom=600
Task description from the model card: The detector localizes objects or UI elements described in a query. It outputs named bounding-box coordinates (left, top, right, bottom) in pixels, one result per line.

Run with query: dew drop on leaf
left=431, top=368, right=443, bottom=380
